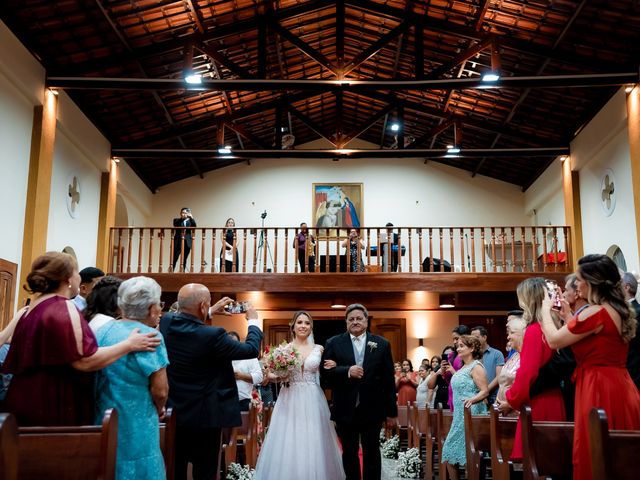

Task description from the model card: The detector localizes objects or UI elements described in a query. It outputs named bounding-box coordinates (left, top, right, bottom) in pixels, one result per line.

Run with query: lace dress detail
left=441, top=360, right=488, bottom=466
left=254, top=345, right=345, bottom=480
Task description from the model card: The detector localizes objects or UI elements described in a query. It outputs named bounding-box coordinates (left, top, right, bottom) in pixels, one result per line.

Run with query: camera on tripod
left=261, top=210, right=267, bottom=220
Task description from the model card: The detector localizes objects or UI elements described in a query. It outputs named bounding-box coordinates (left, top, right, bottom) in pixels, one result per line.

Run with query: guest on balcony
left=294, top=222, right=316, bottom=272
left=172, top=207, right=196, bottom=272
left=220, top=217, right=239, bottom=272
left=341, top=228, right=365, bottom=272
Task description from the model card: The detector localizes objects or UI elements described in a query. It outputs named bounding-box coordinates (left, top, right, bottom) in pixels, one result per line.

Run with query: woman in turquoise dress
left=441, top=335, right=490, bottom=480
left=95, top=276, right=169, bottom=480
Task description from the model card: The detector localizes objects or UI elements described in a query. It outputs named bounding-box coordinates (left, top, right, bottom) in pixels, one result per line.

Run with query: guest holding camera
left=172, top=207, right=196, bottom=271
left=539, top=255, right=640, bottom=480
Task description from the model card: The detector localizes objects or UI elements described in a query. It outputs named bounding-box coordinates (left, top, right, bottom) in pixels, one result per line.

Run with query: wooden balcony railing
left=108, top=225, right=573, bottom=275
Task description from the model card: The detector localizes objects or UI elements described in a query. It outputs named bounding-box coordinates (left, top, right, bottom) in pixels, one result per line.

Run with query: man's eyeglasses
left=158, top=301, right=165, bottom=309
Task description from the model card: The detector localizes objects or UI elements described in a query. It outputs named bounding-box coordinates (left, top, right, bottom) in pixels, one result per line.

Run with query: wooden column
left=18, top=89, right=58, bottom=306
left=562, top=156, right=584, bottom=267
left=627, top=86, right=640, bottom=259
left=96, top=160, right=118, bottom=271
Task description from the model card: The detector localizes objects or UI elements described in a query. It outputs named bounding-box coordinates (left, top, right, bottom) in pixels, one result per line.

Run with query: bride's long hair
left=290, top=310, right=314, bottom=344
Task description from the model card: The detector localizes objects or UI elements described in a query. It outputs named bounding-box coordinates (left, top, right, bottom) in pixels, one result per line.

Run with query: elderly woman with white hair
left=94, top=276, right=169, bottom=480
left=495, top=311, right=527, bottom=416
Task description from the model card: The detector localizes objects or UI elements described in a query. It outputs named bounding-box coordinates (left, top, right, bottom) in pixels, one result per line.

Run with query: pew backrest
left=464, top=407, right=490, bottom=480
left=521, top=405, right=573, bottom=480
left=437, top=408, right=454, bottom=480
left=17, top=409, right=118, bottom=480
left=0, top=413, right=18, bottom=480
left=589, top=407, right=640, bottom=480
left=159, top=407, right=176, bottom=480
left=489, top=407, right=517, bottom=480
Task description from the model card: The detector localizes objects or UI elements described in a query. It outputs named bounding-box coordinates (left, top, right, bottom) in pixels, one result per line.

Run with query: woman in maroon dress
left=495, top=277, right=566, bottom=460
left=1, top=252, right=161, bottom=426
left=395, top=359, right=418, bottom=406
left=540, top=254, right=640, bottom=480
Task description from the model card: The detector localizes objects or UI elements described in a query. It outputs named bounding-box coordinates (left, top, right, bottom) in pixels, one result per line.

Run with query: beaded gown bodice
left=290, top=344, right=321, bottom=385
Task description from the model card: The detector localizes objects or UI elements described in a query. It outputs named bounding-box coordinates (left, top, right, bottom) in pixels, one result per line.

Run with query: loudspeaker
left=422, top=257, right=452, bottom=272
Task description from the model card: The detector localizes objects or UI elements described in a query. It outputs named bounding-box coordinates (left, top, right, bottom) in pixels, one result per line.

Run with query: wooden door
left=369, top=317, right=406, bottom=363
left=459, top=315, right=508, bottom=354
left=0, top=258, right=18, bottom=329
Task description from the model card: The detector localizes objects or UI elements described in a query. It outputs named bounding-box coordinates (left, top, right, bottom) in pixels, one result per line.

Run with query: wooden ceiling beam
left=342, top=103, right=395, bottom=145
left=346, top=0, right=624, bottom=73
left=288, top=104, right=338, bottom=147
left=111, top=147, right=569, bottom=160
left=269, top=21, right=339, bottom=75
left=426, top=37, right=493, bottom=80
left=115, top=91, right=320, bottom=148
left=407, top=117, right=457, bottom=149
left=474, top=0, right=491, bottom=31
left=195, top=42, right=254, bottom=79
left=336, top=0, right=345, bottom=71
left=224, top=121, right=268, bottom=150
left=342, top=21, right=411, bottom=76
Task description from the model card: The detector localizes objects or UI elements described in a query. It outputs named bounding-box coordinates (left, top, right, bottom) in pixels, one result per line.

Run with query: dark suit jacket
left=627, top=299, right=640, bottom=389
left=159, top=312, right=262, bottom=429
left=172, top=217, right=197, bottom=248
left=321, top=332, right=397, bottom=424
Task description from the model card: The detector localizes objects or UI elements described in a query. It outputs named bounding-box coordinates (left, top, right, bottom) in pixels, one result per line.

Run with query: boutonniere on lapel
left=367, top=341, right=378, bottom=352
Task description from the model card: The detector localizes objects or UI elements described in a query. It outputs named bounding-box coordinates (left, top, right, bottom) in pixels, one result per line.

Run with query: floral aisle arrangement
left=261, top=341, right=301, bottom=386
left=250, top=388, right=264, bottom=448
left=226, top=462, right=255, bottom=480
left=396, top=447, right=421, bottom=479
left=381, top=434, right=400, bottom=459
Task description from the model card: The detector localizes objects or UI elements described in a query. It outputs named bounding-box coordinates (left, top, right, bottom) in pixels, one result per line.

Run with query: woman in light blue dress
left=95, top=277, right=169, bottom=480
left=441, top=334, right=489, bottom=480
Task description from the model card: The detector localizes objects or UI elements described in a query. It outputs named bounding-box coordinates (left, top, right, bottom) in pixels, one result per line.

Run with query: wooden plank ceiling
left=2, top=0, right=639, bottom=191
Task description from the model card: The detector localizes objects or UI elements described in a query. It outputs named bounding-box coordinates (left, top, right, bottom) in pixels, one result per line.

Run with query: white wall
left=570, top=89, right=638, bottom=270
left=0, top=21, right=44, bottom=278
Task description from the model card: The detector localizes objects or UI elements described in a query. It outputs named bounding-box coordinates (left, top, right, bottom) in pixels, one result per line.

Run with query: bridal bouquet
left=262, top=341, right=301, bottom=385
left=396, top=447, right=421, bottom=478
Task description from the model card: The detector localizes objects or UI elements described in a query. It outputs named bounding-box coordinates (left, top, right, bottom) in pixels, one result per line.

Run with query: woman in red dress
left=540, top=254, right=640, bottom=480
left=495, top=277, right=566, bottom=460
left=396, top=358, right=418, bottom=406
left=1, top=252, right=161, bottom=426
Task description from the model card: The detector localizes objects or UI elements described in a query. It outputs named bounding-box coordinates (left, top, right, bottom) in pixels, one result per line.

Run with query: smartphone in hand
left=224, top=301, right=248, bottom=314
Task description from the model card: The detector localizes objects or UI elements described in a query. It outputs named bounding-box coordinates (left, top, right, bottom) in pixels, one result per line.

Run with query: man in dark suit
left=172, top=207, right=196, bottom=271
left=321, top=303, right=397, bottom=480
left=159, top=284, right=262, bottom=480
left=622, top=272, right=640, bottom=389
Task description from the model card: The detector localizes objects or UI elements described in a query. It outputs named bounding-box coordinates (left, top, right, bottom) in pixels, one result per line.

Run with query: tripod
left=255, top=213, right=274, bottom=272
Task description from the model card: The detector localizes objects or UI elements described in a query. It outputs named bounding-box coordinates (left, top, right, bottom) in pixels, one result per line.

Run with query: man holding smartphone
left=160, top=284, right=262, bottom=480
left=172, top=207, right=196, bottom=271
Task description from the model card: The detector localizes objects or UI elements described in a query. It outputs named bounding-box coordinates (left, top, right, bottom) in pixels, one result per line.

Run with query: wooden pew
left=262, top=402, right=273, bottom=435
left=464, top=407, right=490, bottom=480
left=17, top=408, right=118, bottom=480
left=521, top=405, right=573, bottom=480
left=222, top=404, right=258, bottom=473
left=589, top=407, right=640, bottom=480
left=436, top=408, right=454, bottom=480
left=396, top=403, right=410, bottom=449
left=424, top=407, right=441, bottom=480
left=0, top=413, right=18, bottom=480
left=408, top=402, right=419, bottom=449
left=489, top=407, right=517, bottom=480
left=159, top=407, right=176, bottom=480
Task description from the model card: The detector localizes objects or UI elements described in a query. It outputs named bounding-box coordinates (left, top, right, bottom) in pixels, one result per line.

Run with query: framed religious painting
left=312, top=183, right=364, bottom=237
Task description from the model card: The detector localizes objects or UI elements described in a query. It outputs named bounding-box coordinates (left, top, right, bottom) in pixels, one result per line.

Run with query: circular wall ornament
left=600, top=168, right=616, bottom=217
left=66, top=173, right=81, bottom=219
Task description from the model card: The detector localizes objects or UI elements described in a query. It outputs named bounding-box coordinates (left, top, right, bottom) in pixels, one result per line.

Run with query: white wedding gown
left=254, top=344, right=345, bottom=480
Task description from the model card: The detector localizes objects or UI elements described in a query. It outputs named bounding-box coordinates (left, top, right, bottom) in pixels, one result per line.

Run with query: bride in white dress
left=254, top=311, right=345, bottom=480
